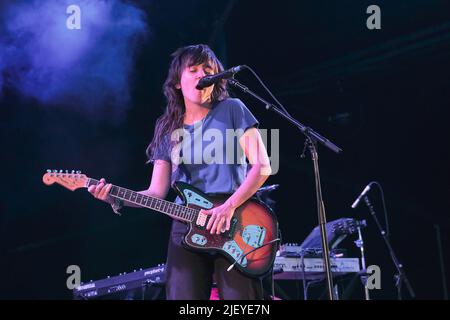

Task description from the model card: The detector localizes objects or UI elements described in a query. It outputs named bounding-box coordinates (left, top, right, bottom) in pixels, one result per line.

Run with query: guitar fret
left=149, top=197, right=154, bottom=209
left=88, top=179, right=96, bottom=188
left=109, top=185, right=117, bottom=196
left=105, top=183, right=197, bottom=222
left=86, top=180, right=196, bottom=223
left=171, top=204, right=176, bottom=217
left=156, top=199, right=161, bottom=211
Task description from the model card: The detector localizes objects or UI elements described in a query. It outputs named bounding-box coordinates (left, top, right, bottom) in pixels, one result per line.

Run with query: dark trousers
left=165, top=220, right=264, bottom=300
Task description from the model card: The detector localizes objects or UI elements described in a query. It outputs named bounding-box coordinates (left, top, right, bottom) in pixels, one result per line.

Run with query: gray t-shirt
left=151, top=98, right=258, bottom=202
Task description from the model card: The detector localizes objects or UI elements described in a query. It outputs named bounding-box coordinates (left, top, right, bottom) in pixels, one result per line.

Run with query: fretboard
left=86, top=178, right=198, bottom=222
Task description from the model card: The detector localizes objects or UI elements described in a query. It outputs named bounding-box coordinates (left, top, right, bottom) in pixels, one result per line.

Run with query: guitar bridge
left=242, top=225, right=266, bottom=248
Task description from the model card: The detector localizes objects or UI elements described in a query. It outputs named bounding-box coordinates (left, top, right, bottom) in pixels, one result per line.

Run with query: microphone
left=195, top=65, right=244, bottom=90
left=351, top=183, right=374, bottom=209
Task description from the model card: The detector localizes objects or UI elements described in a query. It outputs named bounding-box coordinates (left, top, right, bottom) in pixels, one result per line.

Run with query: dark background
left=1, top=0, right=449, bottom=299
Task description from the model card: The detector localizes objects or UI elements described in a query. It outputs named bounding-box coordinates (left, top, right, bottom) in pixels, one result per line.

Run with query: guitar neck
left=86, top=178, right=196, bottom=223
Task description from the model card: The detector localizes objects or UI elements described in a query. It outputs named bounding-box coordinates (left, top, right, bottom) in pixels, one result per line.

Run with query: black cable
left=241, top=65, right=293, bottom=117
left=227, top=238, right=281, bottom=272
left=370, top=181, right=390, bottom=237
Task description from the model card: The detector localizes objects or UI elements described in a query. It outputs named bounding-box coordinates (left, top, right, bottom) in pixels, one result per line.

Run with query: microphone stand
left=354, top=224, right=370, bottom=300
left=363, top=196, right=415, bottom=299
left=228, top=78, right=342, bottom=300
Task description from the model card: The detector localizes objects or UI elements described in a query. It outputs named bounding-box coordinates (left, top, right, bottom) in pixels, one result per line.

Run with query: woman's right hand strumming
left=88, top=178, right=114, bottom=204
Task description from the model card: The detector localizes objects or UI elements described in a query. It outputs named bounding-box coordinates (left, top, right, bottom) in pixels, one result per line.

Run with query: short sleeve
left=231, top=98, right=259, bottom=132
left=150, top=134, right=171, bottom=163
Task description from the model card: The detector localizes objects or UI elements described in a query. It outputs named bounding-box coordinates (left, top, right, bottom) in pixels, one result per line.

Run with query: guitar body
left=173, top=181, right=279, bottom=278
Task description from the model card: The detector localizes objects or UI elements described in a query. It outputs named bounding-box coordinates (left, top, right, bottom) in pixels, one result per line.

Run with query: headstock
left=42, top=169, right=88, bottom=191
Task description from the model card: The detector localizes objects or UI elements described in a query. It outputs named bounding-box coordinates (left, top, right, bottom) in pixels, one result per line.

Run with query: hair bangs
left=182, top=45, right=219, bottom=72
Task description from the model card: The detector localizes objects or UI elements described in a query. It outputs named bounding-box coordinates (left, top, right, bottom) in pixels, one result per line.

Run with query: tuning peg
left=76, top=170, right=81, bottom=174
left=71, top=170, right=75, bottom=174
left=47, top=169, right=51, bottom=173
left=53, top=170, right=57, bottom=173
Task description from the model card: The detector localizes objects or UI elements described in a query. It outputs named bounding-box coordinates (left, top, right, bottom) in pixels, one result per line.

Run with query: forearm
left=226, top=164, right=271, bottom=209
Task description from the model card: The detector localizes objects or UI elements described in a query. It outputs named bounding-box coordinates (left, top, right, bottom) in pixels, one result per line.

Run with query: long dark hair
left=146, top=44, right=229, bottom=163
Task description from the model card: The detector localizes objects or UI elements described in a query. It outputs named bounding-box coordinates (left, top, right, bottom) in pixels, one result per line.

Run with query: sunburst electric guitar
left=43, top=170, right=279, bottom=277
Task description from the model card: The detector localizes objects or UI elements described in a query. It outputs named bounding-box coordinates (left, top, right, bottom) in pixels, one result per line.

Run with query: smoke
left=0, top=0, right=148, bottom=123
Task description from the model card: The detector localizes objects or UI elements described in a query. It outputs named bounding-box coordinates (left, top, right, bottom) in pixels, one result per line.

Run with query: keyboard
left=274, top=256, right=360, bottom=280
